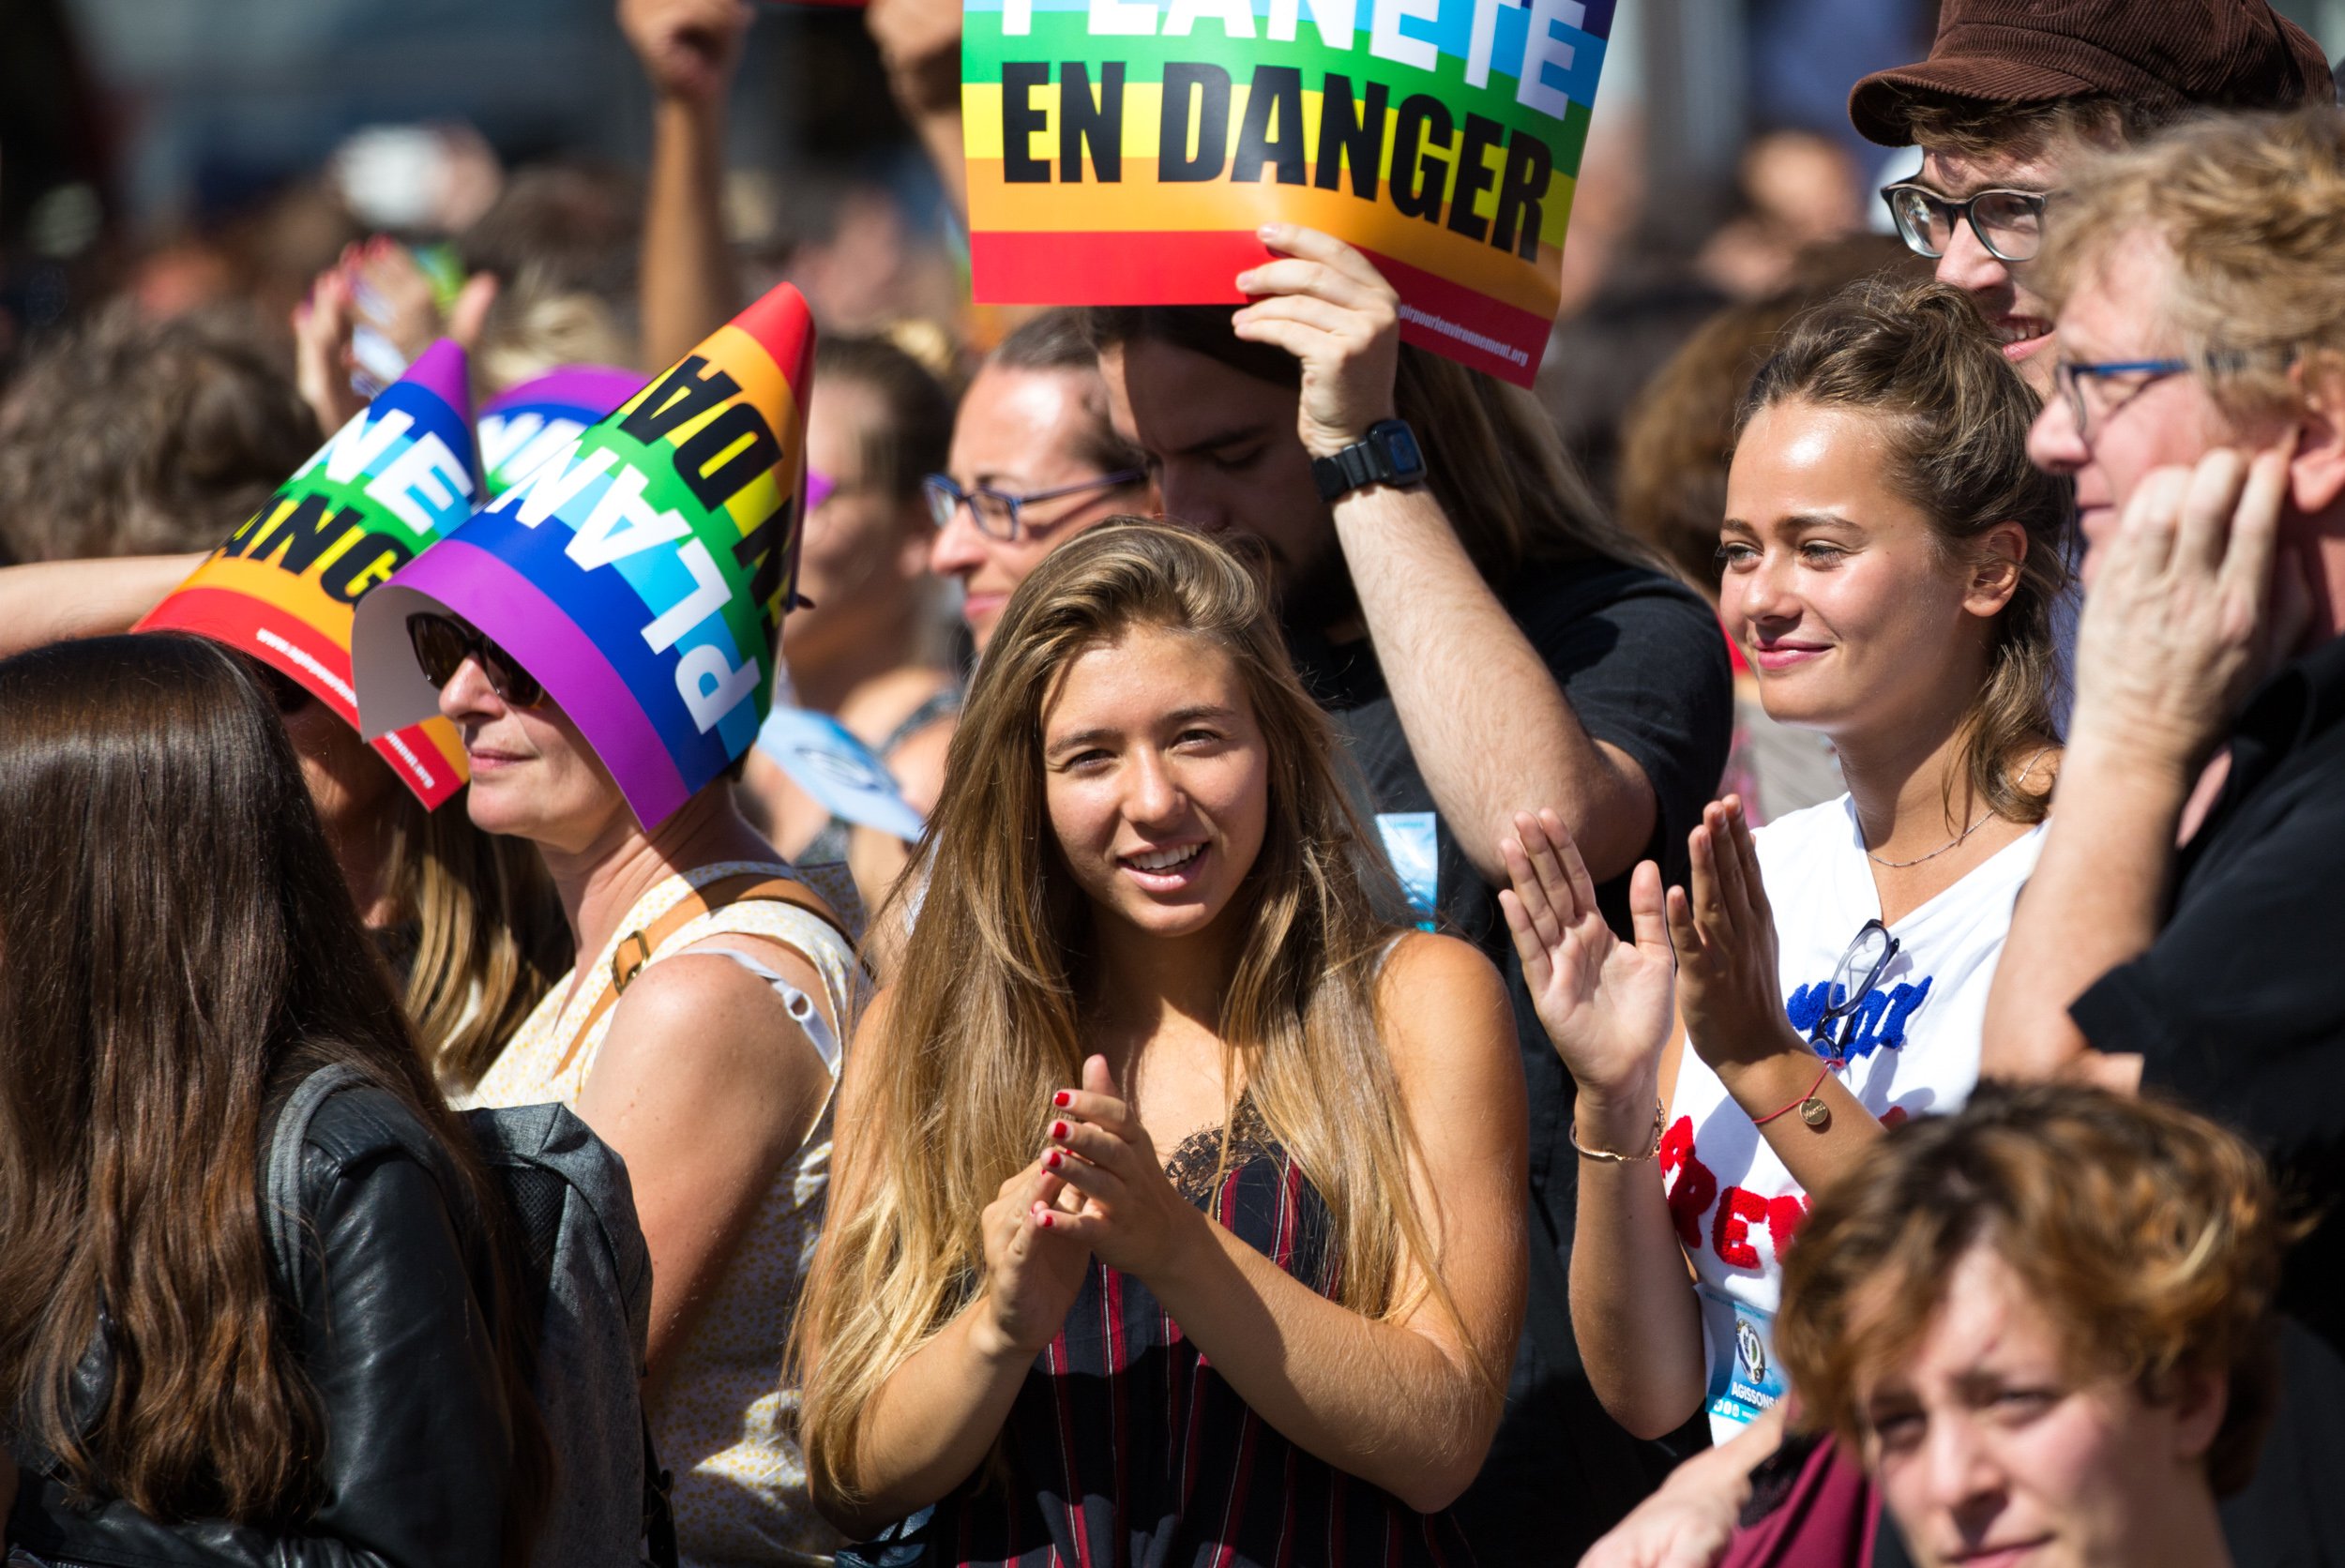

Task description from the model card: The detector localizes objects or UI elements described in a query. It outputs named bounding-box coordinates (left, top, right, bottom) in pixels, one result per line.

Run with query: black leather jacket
left=8, top=1086, right=520, bottom=1568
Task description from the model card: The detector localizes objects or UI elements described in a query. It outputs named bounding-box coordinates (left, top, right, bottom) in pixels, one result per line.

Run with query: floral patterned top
left=457, top=860, right=866, bottom=1568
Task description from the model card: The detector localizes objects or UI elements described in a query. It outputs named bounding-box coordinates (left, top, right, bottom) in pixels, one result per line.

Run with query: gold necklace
left=1866, top=747, right=2050, bottom=870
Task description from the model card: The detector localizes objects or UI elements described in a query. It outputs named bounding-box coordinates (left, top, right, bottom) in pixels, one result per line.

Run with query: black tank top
left=879, top=1097, right=1475, bottom=1568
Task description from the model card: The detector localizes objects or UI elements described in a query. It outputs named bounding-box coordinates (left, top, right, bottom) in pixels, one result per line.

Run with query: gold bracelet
left=1570, top=1098, right=1666, bottom=1163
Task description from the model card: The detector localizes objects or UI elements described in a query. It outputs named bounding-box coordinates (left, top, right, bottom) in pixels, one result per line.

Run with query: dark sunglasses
left=406, top=612, right=545, bottom=708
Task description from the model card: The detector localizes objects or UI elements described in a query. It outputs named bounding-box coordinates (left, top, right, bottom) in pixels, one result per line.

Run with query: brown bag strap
left=554, top=871, right=855, bottom=1074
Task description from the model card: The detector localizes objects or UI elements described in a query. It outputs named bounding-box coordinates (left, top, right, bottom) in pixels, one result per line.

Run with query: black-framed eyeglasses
left=1813, top=919, right=1900, bottom=1049
left=2050, top=357, right=2194, bottom=444
left=922, top=469, right=1144, bottom=542
left=1880, top=182, right=2053, bottom=264
left=407, top=611, right=545, bottom=708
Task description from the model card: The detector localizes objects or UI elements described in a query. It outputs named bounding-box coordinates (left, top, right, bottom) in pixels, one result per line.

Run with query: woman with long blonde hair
left=795, top=521, right=1527, bottom=1566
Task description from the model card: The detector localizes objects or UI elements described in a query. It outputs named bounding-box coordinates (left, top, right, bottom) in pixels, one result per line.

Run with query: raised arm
left=1232, top=224, right=1658, bottom=885
left=622, top=0, right=750, bottom=372
left=0, top=552, right=202, bottom=654
left=571, top=937, right=838, bottom=1382
left=1499, top=809, right=1704, bottom=1439
left=1042, top=935, right=1527, bottom=1513
left=867, top=0, right=969, bottom=221
left=1984, top=449, right=2297, bottom=1080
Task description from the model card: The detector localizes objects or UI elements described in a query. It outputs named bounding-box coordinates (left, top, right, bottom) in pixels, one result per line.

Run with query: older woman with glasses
left=928, top=309, right=1154, bottom=654
left=1502, top=276, right=2070, bottom=1479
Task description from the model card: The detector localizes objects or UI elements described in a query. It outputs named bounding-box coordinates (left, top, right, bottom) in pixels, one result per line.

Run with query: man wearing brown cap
left=1848, top=0, right=2334, bottom=394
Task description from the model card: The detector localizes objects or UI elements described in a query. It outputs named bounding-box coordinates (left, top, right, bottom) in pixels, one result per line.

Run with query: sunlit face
left=1913, top=144, right=2068, bottom=394
left=1720, top=400, right=2013, bottom=740
left=933, top=363, right=1150, bottom=649
left=1098, top=339, right=1348, bottom=625
left=1040, top=624, right=1270, bottom=944
left=1865, top=1246, right=2226, bottom=1568
left=793, top=376, right=933, bottom=664
left=435, top=656, right=629, bottom=855
left=2025, top=234, right=2273, bottom=590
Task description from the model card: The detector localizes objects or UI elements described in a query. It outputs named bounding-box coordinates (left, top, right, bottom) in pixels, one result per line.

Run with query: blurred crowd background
left=6, top=0, right=2345, bottom=536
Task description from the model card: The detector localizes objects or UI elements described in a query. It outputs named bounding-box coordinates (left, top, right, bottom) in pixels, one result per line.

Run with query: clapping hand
left=1499, top=810, right=1673, bottom=1132
left=1036, top=1055, right=1208, bottom=1282
left=1668, top=797, right=1800, bottom=1071
left=975, top=1155, right=1092, bottom=1360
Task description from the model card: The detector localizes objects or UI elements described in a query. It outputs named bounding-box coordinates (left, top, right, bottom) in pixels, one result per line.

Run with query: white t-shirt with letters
left=1661, top=794, right=2045, bottom=1442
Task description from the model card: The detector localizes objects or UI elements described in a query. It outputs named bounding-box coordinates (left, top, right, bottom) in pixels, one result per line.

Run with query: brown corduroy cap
left=1849, top=0, right=2338, bottom=148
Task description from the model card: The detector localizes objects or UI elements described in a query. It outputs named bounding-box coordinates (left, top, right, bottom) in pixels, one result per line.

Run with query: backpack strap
left=553, top=870, right=859, bottom=1075
left=263, top=1063, right=368, bottom=1311
left=643, top=1417, right=681, bottom=1568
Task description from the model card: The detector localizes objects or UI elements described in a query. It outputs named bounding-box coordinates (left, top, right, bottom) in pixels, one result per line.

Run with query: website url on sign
left=1396, top=304, right=1529, bottom=368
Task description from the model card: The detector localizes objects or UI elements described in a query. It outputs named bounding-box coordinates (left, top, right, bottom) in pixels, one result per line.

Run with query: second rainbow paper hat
left=476, top=365, right=648, bottom=499
left=137, top=339, right=479, bottom=806
left=354, top=283, right=816, bottom=833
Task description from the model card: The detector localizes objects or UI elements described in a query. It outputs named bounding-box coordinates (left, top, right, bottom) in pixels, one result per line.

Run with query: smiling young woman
left=794, top=521, right=1528, bottom=1567
left=1498, top=277, right=2071, bottom=1465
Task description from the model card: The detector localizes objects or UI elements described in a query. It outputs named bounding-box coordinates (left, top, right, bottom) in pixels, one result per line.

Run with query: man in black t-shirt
left=1094, top=228, right=1732, bottom=1560
left=1985, top=111, right=2345, bottom=1560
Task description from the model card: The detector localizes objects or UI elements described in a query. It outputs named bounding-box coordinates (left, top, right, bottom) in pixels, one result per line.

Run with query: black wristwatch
left=1311, top=418, right=1429, bottom=503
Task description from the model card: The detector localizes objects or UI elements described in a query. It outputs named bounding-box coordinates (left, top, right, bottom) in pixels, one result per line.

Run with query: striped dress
left=873, top=1099, right=1473, bottom=1568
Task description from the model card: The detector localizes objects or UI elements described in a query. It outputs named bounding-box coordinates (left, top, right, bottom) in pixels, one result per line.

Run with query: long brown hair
left=795, top=522, right=1481, bottom=1508
left=383, top=789, right=570, bottom=1090
left=1735, top=278, right=2071, bottom=824
left=0, top=634, right=549, bottom=1555
left=1086, top=308, right=1657, bottom=580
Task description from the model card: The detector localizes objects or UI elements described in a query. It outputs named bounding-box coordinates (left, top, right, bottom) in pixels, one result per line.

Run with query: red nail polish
left=1053, top=1091, right=1071, bottom=1107
left=1051, top=1121, right=1069, bottom=1140
left=1046, top=1149, right=1064, bottom=1169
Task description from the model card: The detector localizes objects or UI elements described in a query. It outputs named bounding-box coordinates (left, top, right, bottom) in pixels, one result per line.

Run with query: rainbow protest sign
left=962, top=0, right=1610, bottom=384
left=355, top=285, right=815, bottom=833
left=138, top=340, right=477, bottom=806
left=477, top=366, right=648, bottom=499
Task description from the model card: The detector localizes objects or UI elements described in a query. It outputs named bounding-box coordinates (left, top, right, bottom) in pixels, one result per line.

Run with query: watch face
left=1377, top=421, right=1424, bottom=477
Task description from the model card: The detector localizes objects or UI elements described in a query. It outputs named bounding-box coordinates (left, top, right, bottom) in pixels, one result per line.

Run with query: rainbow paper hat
left=138, top=339, right=479, bottom=806
left=477, top=365, right=648, bottom=499
left=354, top=284, right=816, bottom=833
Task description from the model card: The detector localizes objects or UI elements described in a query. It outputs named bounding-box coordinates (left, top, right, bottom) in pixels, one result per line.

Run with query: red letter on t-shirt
left=1712, top=1185, right=1768, bottom=1270
left=1660, top=1117, right=1717, bottom=1251
left=1765, top=1193, right=1808, bottom=1261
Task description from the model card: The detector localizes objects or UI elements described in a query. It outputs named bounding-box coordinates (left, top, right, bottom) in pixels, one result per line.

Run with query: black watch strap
left=1312, top=418, right=1428, bottom=503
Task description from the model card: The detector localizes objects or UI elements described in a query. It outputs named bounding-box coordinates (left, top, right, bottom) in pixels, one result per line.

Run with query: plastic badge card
left=755, top=707, right=929, bottom=843
left=1376, top=810, right=1439, bottom=929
